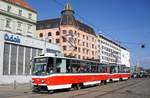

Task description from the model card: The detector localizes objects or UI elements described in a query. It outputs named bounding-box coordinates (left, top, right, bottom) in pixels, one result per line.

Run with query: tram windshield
left=32, top=57, right=63, bottom=76
left=32, top=57, right=48, bottom=76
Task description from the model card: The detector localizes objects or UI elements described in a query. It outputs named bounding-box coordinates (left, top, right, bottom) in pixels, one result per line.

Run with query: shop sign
left=4, top=33, right=20, bottom=43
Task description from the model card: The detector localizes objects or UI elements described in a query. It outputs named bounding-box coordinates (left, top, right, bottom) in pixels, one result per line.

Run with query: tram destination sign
left=4, top=33, right=21, bottom=43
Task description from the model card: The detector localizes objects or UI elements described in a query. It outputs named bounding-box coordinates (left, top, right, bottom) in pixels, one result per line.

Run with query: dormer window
left=28, top=13, right=32, bottom=19
left=18, top=10, right=22, bottom=16
left=7, top=6, right=11, bottom=12
left=48, top=32, right=52, bottom=36
left=56, top=31, right=60, bottom=35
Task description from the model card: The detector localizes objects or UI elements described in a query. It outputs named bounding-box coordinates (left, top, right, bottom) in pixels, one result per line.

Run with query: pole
left=44, top=30, right=47, bottom=54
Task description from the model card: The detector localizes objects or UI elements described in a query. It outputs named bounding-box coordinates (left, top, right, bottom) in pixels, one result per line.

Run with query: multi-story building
left=0, top=0, right=61, bottom=84
left=121, top=48, right=130, bottom=67
left=0, top=0, right=37, bottom=37
left=97, top=34, right=130, bottom=67
left=36, top=4, right=97, bottom=60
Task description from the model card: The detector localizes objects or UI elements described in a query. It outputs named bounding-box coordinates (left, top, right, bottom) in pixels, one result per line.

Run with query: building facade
left=97, top=35, right=130, bottom=67
left=121, top=48, right=130, bottom=67
left=0, top=0, right=37, bottom=37
left=0, top=0, right=61, bottom=84
left=36, top=4, right=98, bottom=60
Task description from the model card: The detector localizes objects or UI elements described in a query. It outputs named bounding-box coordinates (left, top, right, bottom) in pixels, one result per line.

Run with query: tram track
left=67, top=79, right=144, bottom=98
left=1, top=79, right=145, bottom=98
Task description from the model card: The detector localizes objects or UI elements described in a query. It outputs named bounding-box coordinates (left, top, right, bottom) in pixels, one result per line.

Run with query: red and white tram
left=31, top=55, right=130, bottom=92
left=109, top=64, right=131, bottom=82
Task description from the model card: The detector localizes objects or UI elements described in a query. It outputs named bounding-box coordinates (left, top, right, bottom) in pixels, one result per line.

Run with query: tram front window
left=32, top=63, right=47, bottom=76
left=32, top=58, right=48, bottom=76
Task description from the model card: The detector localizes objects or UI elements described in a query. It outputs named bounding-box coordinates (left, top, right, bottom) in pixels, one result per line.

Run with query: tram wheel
left=48, top=90, right=54, bottom=94
left=72, top=84, right=81, bottom=90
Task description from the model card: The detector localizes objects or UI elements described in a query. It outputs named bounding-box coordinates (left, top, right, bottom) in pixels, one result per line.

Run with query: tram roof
left=34, top=55, right=103, bottom=64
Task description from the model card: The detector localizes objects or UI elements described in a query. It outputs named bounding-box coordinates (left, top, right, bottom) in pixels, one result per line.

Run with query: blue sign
left=4, top=33, right=20, bottom=43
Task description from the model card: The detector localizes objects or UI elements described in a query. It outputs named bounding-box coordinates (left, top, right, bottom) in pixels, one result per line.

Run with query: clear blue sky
left=26, top=0, right=150, bottom=69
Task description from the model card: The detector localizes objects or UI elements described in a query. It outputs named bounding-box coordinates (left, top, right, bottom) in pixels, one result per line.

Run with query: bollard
left=29, top=80, right=32, bottom=90
left=13, top=80, right=16, bottom=89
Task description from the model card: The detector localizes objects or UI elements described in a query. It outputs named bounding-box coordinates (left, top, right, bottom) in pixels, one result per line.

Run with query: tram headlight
left=41, top=80, right=45, bottom=83
left=32, top=80, right=34, bottom=83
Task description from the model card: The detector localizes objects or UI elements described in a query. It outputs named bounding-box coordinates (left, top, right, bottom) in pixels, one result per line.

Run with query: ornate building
left=36, top=4, right=98, bottom=60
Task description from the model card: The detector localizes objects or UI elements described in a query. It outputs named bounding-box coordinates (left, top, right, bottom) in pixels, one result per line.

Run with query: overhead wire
left=52, top=0, right=149, bottom=47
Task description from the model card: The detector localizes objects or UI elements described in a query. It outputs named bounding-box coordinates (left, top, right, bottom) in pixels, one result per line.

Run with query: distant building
left=0, top=0, right=61, bottom=84
left=97, top=35, right=130, bottom=67
left=36, top=3, right=98, bottom=60
left=120, top=48, right=130, bottom=67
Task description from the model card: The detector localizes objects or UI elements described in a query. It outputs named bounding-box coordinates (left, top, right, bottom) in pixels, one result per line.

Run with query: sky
left=25, top=0, right=150, bottom=69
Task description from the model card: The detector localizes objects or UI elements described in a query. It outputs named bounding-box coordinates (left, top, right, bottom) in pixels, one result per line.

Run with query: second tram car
left=31, top=55, right=130, bottom=92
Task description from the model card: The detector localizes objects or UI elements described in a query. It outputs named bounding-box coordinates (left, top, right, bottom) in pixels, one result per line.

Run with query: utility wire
left=52, top=0, right=104, bottom=34
left=53, top=0, right=149, bottom=47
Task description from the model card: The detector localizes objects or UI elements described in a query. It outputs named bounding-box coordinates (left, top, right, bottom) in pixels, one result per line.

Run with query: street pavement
left=0, top=78, right=150, bottom=98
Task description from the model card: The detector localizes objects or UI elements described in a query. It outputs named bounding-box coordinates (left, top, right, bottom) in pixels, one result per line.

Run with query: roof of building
left=37, top=3, right=96, bottom=36
left=37, top=18, right=96, bottom=36
left=2, top=0, right=36, bottom=13
left=98, top=34, right=127, bottom=50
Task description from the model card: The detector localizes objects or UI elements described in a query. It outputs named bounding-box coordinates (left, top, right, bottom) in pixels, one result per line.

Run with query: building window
left=17, top=22, right=22, bottom=31
left=63, top=30, right=67, bottom=34
left=56, top=31, right=60, bottom=35
left=83, top=35, right=85, bottom=39
left=18, top=10, right=22, bottom=16
left=78, top=47, right=80, bottom=52
left=87, top=36, right=88, bottom=40
left=39, top=33, right=43, bottom=37
left=7, top=6, right=11, bottom=12
left=78, top=33, right=80, bottom=37
left=86, top=50, right=88, bottom=54
left=56, top=39, right=60, bottom=43
left=27, top=24, right=32, bottom=30
left=78, top=55, right=80, bottom=59
left=6, top=19, right=11, bottom=28
left=69, top=30, right=73, bottom=36
left=92, top=44, right=94, bottom=48
left=49, top=39, right=51, bottom=43
left=83, top=49, right=85, bottom=54
left=83, top=56, right=85, bottom=59
left=92, top=51, right=94, bottom=55
left=74, top=31, right=77, bottom=35
left=63, top=46, right=67, bottom=50
left=86, top=43, right=88, bottom=47
left=92, top=37, right=94, bottom=42
left=78, top=40, right=80, bottom=45
left=28, top=13, right=32, bottom=19
left=83, top=42, right=85, bottom=46
left=48, top=32, right=52, bottom=36
left=62, top=37, right=66, bottom=42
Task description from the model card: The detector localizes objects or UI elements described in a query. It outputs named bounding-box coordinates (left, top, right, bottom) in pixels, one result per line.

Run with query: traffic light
left=141, top=44, right=145, bottom=48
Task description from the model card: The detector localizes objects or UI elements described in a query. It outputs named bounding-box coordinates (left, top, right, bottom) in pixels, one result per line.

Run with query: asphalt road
left=0, top=78, right=150, bottom=98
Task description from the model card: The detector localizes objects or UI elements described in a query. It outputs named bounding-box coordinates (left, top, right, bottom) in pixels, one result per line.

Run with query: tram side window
left=55, top=58, right=62, bottom=73
left=66, top=60, right=100, bottom=73
left=66, top=59, right=71, bottom=73
left=110, top=66, right=117, bottom=73
left=47, top=57, right=54, bottom=73
left=98, top=66, right=106, bottom=73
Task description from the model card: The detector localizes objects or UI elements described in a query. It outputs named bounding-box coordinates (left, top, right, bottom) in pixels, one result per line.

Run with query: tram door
left=54, top=58, right=66, bottom=73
